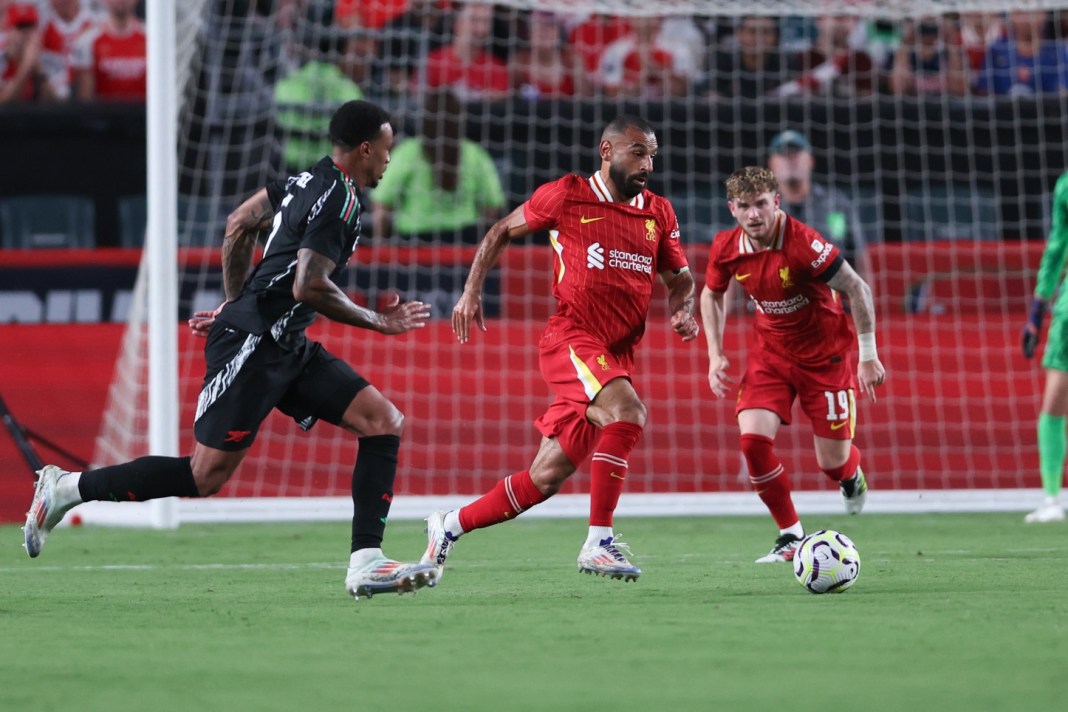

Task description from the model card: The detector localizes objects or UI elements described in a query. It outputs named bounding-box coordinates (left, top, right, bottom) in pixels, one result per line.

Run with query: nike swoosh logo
left=830, top=421, right=848, bottom=430
left=580, top=216, right=605, bottom=224
left=735, top=273, right=751, bottom=281
left=609, top=472, right=625, bottom=480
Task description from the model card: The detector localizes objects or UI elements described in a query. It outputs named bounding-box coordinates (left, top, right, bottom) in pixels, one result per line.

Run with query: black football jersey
left=217, top=157, right=363, bottom=337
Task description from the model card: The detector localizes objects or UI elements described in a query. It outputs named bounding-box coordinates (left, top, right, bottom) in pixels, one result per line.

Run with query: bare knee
left=610, top=399, right=647, bottom=428
left=361, top=406, right=404, bottom=438
left=190, top=459, right=235, bottom=497
left=529, top=466, right=569, bottom=496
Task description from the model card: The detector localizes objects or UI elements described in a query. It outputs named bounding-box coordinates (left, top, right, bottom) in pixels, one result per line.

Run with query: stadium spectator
left=566, top=12, right=631, bottom=86
left=43, top=0, right=97, bottom=97
left=423, top=1, right=510, bottom=101
left=370, top=88, right=505, bottom=243
left=701, top=166, right=884, bottom=563
left=74, top=0, right=146, bottom=102
left=274, top=23, right=364, bottom=173
left=597, top=15, right=703, bottom=98
left=0, top=2, right=68, bottom=102
left=974, top=9, right=1067, bottom=96
left=421, top=115, right=699, bottom=582
left=511, top=10, right=576, bottom=99
left=778, top=13, right=876, bottom=96
left=889, top=17, right=969, bottom=96
left=23, top=100, right=440, bottom=601
left=370, top=0, right=450, bottom=99
left=766, top=130, right=869, bottom=277
left=864, top=17, right=903, bottom=75
left=1020, top=170, right=1068, bottom=524
left=334, top=0, right=408, bottom=30
left=953, top=11, right=1006, bottom=73
left=703, top=15, right=787, bottom=99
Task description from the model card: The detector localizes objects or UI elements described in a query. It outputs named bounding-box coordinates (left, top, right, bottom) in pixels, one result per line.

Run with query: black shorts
left=193, top=325, right=369, bottom=451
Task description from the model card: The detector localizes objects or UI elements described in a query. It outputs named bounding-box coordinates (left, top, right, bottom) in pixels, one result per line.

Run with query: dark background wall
left=2, top=95, right=1065, bottom=247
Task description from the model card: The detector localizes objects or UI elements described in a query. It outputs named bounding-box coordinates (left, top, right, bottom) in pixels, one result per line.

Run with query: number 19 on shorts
left=824, top=390, right=854, bottom=421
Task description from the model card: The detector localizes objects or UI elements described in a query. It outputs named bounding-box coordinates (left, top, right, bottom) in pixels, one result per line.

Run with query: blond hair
left=725, top=166, right=779, bottom=200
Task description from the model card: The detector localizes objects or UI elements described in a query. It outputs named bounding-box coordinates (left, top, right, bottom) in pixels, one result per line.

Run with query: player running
left=1021, top=170, right=1068, bottom=523
left=422, top=115, right=699, bottom=582
left=23, top=100, right=439, bottom=600
left=701, top=166, right=885, bottom=563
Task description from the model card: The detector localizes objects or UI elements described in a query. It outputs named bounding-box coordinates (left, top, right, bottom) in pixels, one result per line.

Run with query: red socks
left=457, top=421, right=644, bottom=532
left=458, top=470, right=549, bottom=532
left=588, top=421, right=644, bottom=527
left=821, top=445, right=861, bottom=482
left=740, top=433, right=798, bottom=529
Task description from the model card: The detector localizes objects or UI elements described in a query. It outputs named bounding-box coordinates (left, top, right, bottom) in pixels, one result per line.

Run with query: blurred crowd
left=0, top=0, right=145, bottom=103
left=4, top=1, right=1068, bottom=107
left=291, top=2, right=1068, bottom=103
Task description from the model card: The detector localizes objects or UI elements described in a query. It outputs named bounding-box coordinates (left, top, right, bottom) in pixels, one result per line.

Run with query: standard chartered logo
left=587, top=242, right=605, bottom=269
left=585, top=242, right=652, bottom=274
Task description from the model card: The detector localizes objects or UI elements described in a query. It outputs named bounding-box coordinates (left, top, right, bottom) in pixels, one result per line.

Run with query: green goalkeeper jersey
left=1035, top=172, right=1068, bottom=315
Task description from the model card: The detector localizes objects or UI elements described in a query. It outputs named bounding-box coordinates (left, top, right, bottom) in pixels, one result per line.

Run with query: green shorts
left=1043, top=310, right=1068, bottom=372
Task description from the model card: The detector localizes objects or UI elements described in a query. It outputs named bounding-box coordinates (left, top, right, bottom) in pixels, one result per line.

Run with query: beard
left=609, top=163, right=646, bottom=200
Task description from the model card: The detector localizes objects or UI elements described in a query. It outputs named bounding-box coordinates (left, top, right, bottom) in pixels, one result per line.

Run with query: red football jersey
left=424, top=46, right=509, bottom=99
left=51, top=8, right=98, bottom=72
left=705, top=211, right=854, bottom=366
left=86, top=21, right=146, bottom=100
left=524, top=172, right=689, bottom=355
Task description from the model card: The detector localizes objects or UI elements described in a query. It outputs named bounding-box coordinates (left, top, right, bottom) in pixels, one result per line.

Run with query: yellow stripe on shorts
left=569, top=345, right=602, bottom=401
left=848, top=389, right=856, bottom=439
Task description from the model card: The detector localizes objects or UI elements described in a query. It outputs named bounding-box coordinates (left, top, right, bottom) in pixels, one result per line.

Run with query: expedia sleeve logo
left=810, top=242, right=833, bottom=269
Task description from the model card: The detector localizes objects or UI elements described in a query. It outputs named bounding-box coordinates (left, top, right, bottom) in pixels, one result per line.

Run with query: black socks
left=350, top=435, right=400, bottom=553
left=78, top=456, right=200, bottom=502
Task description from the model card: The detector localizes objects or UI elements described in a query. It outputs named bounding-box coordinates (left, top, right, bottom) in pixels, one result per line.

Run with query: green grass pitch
left=2, top=513, right=1066, bottom=711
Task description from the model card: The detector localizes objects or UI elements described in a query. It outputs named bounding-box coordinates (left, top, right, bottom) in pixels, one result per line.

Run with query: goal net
left=93, top=0, right=1068, bottom=523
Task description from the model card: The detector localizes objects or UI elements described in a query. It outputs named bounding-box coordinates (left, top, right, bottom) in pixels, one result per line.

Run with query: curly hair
left=724, top=166, right=779, bottom=200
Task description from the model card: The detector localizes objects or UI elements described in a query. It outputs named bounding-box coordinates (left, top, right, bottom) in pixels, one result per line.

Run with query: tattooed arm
left=221, top=188, right=275, bottom=301
left=826, top=260, right=885, bottom=400
left=293, top=248, right=430, bottom=335
left=188, top=188, right=274, bottom=337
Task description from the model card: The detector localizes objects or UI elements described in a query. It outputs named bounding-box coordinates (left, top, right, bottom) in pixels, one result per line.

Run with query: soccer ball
left=793, top=530, right=861, bottom=594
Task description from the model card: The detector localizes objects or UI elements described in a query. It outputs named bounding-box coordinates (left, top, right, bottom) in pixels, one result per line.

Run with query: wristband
left=1029, top=298, right=1047, bottom=330
left=858, top=332, right=877, bottom=362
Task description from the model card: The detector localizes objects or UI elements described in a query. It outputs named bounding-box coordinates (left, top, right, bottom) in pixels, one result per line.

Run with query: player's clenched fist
left=672, top=311, right=700, bottom=342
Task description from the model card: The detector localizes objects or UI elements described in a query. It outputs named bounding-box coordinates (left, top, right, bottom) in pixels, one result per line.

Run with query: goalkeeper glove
left=1022, top=298, right=1047, bottom=359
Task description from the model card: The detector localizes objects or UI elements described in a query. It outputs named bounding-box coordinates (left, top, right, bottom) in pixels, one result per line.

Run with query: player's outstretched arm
left=222, top=187, right=274, bottom=301
left=453, top=204, right=532, bottom=343
left=700, top=286, right=734, bottom=398
left=826, top=260, right=885, bottom=401
left=294, top=248, right=430, bottom=334
left=662, top=267, right=699, bottom=342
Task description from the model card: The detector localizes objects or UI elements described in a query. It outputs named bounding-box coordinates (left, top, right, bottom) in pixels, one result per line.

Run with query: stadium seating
left=0, top=195, right=96, bottom=249
left=117, top=195, right=148, bottom=248
left=903, top=184, right=1000, bottom=241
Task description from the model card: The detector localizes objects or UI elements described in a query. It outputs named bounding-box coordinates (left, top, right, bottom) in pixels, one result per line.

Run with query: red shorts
left=736, top=348, right=857, bottom=440
left=534, top=330, right=633, bottom=466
